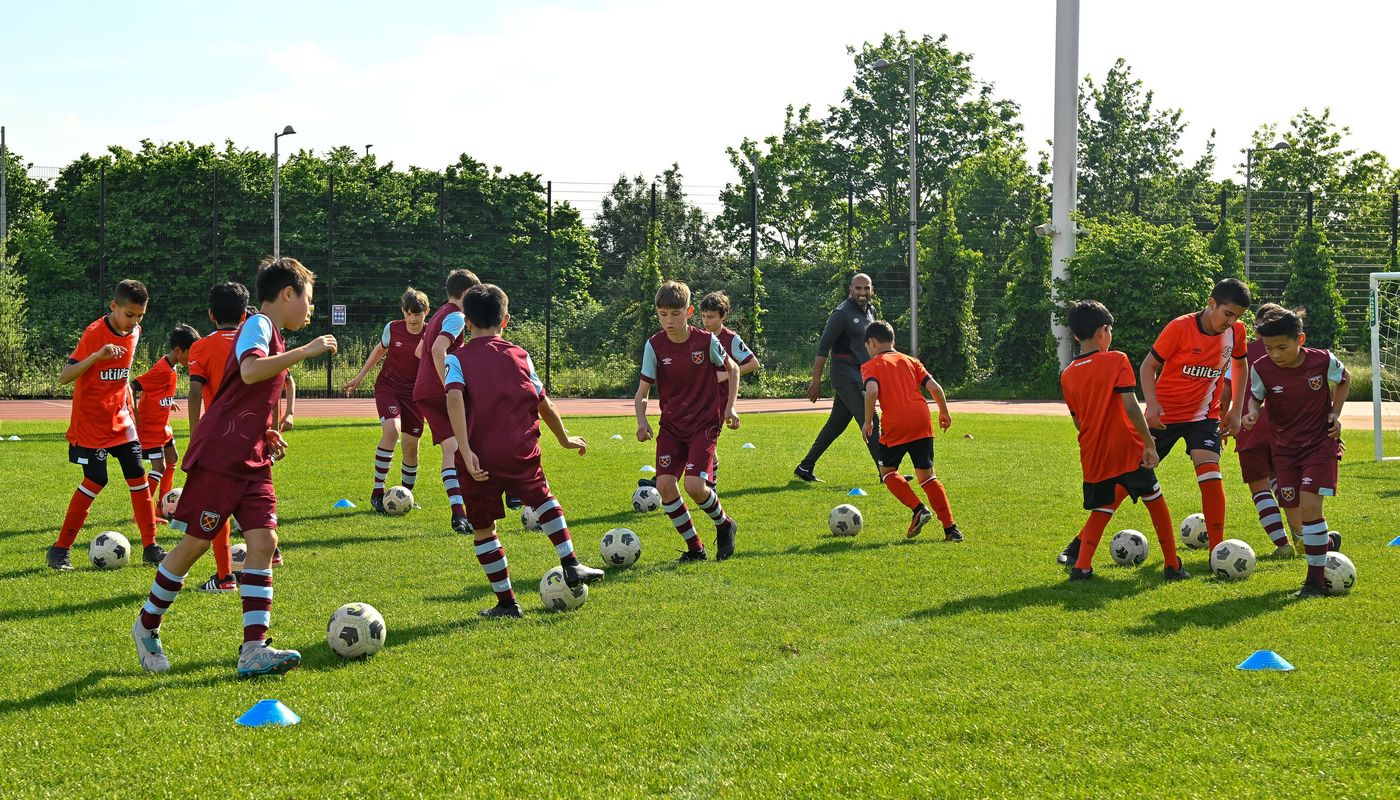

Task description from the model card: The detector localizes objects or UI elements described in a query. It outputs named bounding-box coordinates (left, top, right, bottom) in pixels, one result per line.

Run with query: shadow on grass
left=1124, top=589, right=1294, bottom=636
left=0, top=657, right=232, bottom=718
left=0, top=567, right=47, bottom=582
left=905, top=571, right=1160, bottom=621
left=288, top=530, right=430, bottom=552
left=276, top=508, right=379, bottom=525
left=0, top=592, right=146, bottom=624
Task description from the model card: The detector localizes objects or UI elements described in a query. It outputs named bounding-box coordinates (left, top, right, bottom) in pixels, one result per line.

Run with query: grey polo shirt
left=817, top=297, right=877, bottom=383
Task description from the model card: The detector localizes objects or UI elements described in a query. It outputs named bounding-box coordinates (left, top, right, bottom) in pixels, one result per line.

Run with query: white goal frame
left=1371, top=272, right=1400, bottom=461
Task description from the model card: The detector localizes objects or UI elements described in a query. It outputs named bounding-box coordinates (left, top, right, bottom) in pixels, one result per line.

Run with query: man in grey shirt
left=794, top=273, right=881, bottom=481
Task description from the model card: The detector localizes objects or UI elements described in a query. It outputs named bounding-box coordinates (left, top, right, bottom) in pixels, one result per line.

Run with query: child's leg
left=533, top=495, right=580, bottom=567
left=113, top=442, right=157, bottom=548
left=138, top=534, right=212, bottom=630
left=373, top=419, right=399, bottom=498
left=159, top=444, right=177, bottom=498
left=1247, top=477, right=1290, bottom=549
left=658, top=474, right=703, bottom=553
left=1140, top=485, right=1182, bottom=570
left=440, top=438, right=466, bottom=519
left=1190, top=449, right=1226, bottom=550
left=472, top=522, right=516, bottom=606
left=1074, top=485, right=1129, bottom=570
left=146, top=452, right=164, bottom=501
left=881, top=465, right=923, bottom=510
left=401, top=433, right=420, bottom=491
left=1298, top=492, right=1329, bottom=587
left=687, top=475, right=734, bottom=531
left=240, top=528, right=279, bottom=642
left=919, top=475, right=955, bottom=528
left=57, top=453, right=108, bottom=549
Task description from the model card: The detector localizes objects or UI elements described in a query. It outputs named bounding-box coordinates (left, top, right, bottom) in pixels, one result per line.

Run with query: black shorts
left=142, top=439, right=176, bottom=460
left=1083, top=467, right=1161, bottom=511
left=877, top=437, right=934, bottom=470
left=69, top=442, right=144, bottom=482
left=1151, top=419, right=1222, bottom=459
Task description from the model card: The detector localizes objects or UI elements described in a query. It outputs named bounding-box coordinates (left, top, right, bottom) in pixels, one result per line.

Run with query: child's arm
left=539, top=396, right=586, bottom=454
left=922, top=375, right=952, bottom=432
left=739, top=357, right=761, bottom=376
left=634, top=381, right=653, bottom=442
left=1243, top=361, right=1266, bottom=431
left=344, top=343, right=387, bottom=395
left=279, top=374, right=296, bottom=431
left=861, top=380, right=878, bottom=441
left=188, top=384, right=204, bottom=437
left=240, top=336, right=337, bottom=384
left=59, top=343, right=124, bottom=385
left=722, top=355, right=741, bottom=429
left=1139, top=352, right=1165, bottom=429
left=1120, top=393, right=1160, bottom=469
left=1223, top=354, right=1247, bottom=438
left=130, top=384, right=142, bottom=432
left=445, top=388, right=488, bottom=482
left=1327, top=356, right=1350, bottom=439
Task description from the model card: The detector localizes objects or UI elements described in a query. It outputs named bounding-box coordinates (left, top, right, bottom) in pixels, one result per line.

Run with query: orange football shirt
left=1149, top=313, right=1246, bottom=424
left=66, top=316, right=140, bottom=448
left=132, top=355, right=179, bottom=447
left=1061, top=350, right=1144, bottom=483
left=860, top=350, right=934, bottom=446
left=187, top=328, right=238, bottom=405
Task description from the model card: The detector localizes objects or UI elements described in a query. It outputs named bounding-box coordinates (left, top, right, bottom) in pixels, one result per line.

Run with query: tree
left=916, top=202, right=979, bottom=386
left=993, top=191, right=1059, bottom=390
left=592, top=165, right=728, bottom=286
left=1206, top=218, right=1245, bottom=282
left=1283, top=222, right=1346, bottom=350
left=0, top=266, right=30, bottom=393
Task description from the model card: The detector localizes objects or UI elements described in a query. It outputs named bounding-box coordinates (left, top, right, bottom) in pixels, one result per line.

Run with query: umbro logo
left=662, top=358, right=673, bottom=365
left=394, top=341, right=402, bottom=347
left=1272, top=386, right=1285, bottom=394
left=1302, top=477, right=1314, bottom=485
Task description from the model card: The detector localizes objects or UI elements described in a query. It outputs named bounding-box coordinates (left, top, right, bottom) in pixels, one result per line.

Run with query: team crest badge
left=388, top=405, right=399, bottom=415
left=96, top=449, right=108, bottom=461
left=1280, top=487, right=1297, bottom=503
left=659, top=455, right=672, bottom=469
left=200, top=511, right=220, bottom=532
left=691, top=351, right=704, bottom=364
left=1308, top=375, right=1324, bottom=391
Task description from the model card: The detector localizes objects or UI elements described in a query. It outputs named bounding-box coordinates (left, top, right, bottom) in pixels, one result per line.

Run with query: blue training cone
left=1237, top=650, right=1294, bottom=671
left=1387, top=535, right=1400, bottom=547
left=741, top=442, right=756, bottom=449
left=610, top=434, right=623, bottom=441
left=640, top=465, right=656, bottom=473
left=333, top=499, right=356, bottom=509
left=236, top=699, right=301, bottom=727
left=847, top=488, right=868, bottom=497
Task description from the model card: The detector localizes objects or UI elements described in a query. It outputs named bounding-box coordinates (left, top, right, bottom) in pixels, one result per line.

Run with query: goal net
left=1371, top=272, right=1400, bottom=461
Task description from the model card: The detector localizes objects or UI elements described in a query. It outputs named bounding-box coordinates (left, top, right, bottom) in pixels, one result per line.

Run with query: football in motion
left=326, top=602, right=387, bottom=658
left=539, top=566, right=588, bottom=611
left=1179, top=513, right=1209, bottom=549
left=600, top=528, right=642, bottom=568
left=229, top=542, right=248, bottom=572
left=160, top=488, right=182, bottom=518
left=1210, top=539, right=1256, bottom=580
left=1109, top=529, right=1149, bottom=567
left=1322, top=552, right=1356, bottom=595
left=382, top=486, right=414, bottom=516
left=521, top=505, right=544, bottom=532
left=632, top=486, right=662, bottom=513
left=89, top=531, right=130, bottom=570
left=829, top=504, right=863, bottom=537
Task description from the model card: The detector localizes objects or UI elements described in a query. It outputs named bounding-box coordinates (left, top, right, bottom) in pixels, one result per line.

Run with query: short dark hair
left=445, top=269, right=480, bottom=299
left=863, top=320, right=896, bottom=344
left=170, top=324, right=200, bottom=351
left=114, top=279, right=148, bottom=307
left=256, top=257, right=315, bottom=303
left=1211, top=278, right=1252, bottom=309
left=401, top=287, right=429, bottom=314
left=1256, top=306, right=1305, bottom=338
left=1253, top=302, right=1284, bottom=324
left=698, top=291, right=731, bottom=317
left=208, top=282, right=251, bottom=325
left=1068, top=300, right=1115, bottom=341
left=463, top=284, right=508, bottom=329
left=655, top=281, right=691, bottom=310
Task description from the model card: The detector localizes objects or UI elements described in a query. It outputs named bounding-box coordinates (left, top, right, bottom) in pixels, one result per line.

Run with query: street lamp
left=1244, top=141, right=1290, bottom=280
left=872, top=55, right=919, bottom=354
left=273, top=124, right=297, bottom=259
left=365, top=144, right=373, bottom=157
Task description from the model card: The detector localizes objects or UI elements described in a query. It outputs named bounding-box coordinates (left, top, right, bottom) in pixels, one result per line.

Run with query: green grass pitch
left=1, top=412, right=1397, bottom=798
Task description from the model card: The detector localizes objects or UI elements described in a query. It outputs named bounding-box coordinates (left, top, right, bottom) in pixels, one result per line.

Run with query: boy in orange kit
left=132, top=325, right=200, bottom=515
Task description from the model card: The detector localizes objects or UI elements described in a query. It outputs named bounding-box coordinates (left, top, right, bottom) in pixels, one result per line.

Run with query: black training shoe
left=943, top=524, right=964, bottom=543
left=1163, top=562, right=1192, bottom=581
left=142, top=543, right=168, bottom=565
left=716, top=520, right=737, bottom=561
left=676, top=549, right=709, bottom=563
left=505, top=495, right=524, bottom=510
left=906, top=505, right=933, bottom=539
left=370, top=494, right=386, bottom=514
left=637, top=477, right=657, bottom=489
left=1294, top=581, right=1328, bottom=599
left=451, top=515, right=473, bottom=535
left=1058, top=537, right=1081, bottom=566
left=1328, top=532, right=1342, bottom=552
left=562, top=562, right=605, bottom=588
left=46, top=545, right=73, bottom=572
left=479, top=601, right=524, bottom=618
left=792, top=465, right=820, bottom=483
left=1068, top=567, right=1094, bottom=581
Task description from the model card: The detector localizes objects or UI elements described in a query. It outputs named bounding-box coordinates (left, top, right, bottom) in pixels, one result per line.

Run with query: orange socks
left=1195, top=462, right=1226, bottom=550
left=213, top=521, right=234, bottom=578
left=919, top=477, right=955, bottom=528
left=882, top=472, right=921, bottom=510
left=127, top=477, right=157, bottom=547
left=56, top=479, right=103, bottom=548
left=1143, top=493, right=1181, bottom=569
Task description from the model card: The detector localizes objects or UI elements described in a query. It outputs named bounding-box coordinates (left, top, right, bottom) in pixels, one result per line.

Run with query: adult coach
left=794, top=273, right=881, bottom=481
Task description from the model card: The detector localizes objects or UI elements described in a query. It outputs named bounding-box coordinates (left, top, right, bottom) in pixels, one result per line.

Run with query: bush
left=1283, top=223, right=1347, bottom=350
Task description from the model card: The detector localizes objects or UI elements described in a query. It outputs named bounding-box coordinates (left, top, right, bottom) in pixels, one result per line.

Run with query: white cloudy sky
left=3, top=0, right=1395, bottom=210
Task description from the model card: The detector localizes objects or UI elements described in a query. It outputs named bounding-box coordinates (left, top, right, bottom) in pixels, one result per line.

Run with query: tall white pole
left=1, top=126, right=8, bottom=259
left=1374, top=273, right=1384, bottom=461
left=273, top=132, right=281, bottom=260
left=1244, top=150, right=1253, bottom=280
left=908, top=54, right=919, bottom=355
left=1050, top=0, right=1080, bottom=368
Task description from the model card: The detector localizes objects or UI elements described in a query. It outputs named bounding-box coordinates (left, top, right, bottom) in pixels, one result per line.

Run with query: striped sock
left=1253, top=490, right=1289, bottom=547
left=663, top=496, right=703, bottom=552
left=401, top=463, right=418, bottom=491
left=696, top=488, right=733, bottom=533
left=1195, top=461, right=1226, bottom=550
left=1301, top=518, right=1329, bottom=584
left=373, top=448, right=393, bottom=496
left=474, top=536, right=515, bottom=604
left=534, top=496, right=578, bottom=564
left=239, top=568, right=274, bottom=643
left=146, top=469, right=163, bottom=501
left=442, top=466, right=465, bottom=518
left=139, top=563, right=186, bottom=630
left=57, top=479, right=103, bottom=548
left=128, top=476, right=157, bottom=546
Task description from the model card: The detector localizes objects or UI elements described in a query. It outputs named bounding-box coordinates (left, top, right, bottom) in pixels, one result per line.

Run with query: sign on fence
left=331, top=304, right=347, bottom=326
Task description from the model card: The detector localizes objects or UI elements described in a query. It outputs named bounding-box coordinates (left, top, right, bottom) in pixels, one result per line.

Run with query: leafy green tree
left=0, top=266, right=30, bottom=393
left=1207, top=218, right=1245, bottom=282
left=993, top=191, right=1058, bottom=390
left=916, top=203, right=979, bottom=386
left=1283, top=222, right=1346, bottom=350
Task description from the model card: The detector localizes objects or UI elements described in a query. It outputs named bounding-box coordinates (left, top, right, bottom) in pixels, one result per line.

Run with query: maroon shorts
left=375, top=386, right=423, bottom=437
left=458, top=456, right=552, bottom=530
left=655, top=424, right=720, bottom=481
left=171, top=466, right=278, bottom=538
left=417, top=397, right=454, bottom=445
left=1273, top=450, right=1338, bottom=508
left=1237, top=445, right=1274, bottom=485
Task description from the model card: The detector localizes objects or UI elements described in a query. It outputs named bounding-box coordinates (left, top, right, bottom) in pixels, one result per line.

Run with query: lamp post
left=365, top=144, right=372, bottom=158
left=273, top=125, right=296, bottom=259
left=872, top=54, right=919, bottom=354
left=1244, top=141, right=1290, bottom=280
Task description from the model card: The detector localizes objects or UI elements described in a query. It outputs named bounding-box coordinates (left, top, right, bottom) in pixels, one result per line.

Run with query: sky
left=3, top=0, right=1397, bottom=214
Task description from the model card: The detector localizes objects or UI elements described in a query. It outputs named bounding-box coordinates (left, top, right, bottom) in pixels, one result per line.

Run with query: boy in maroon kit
left=1243, top=307, right=1350, bottom=598
left=343, top=287, right=429, bottom=511
left=131, top=258, right=337, bottom=677
left=132, top=324, right=200, bottom=515
left=1231, top=303, right=1298, bottom=557
left=444, top=284, right=605, bottom=617
left=412, top=269, right=478, bottom=533
left=633, top=281, right=742, bottom=562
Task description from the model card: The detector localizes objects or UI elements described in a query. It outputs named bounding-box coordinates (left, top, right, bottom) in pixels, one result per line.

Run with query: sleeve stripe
left=1148, top=348, right=1165, bottom=363
left=1113, top=386, right=1136, bottom=394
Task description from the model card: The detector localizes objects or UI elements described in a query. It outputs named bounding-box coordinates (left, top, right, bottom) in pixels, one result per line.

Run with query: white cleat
left=1270, top=542, right=1297, bottom=559
left=236, top=639, right=301, bottom=678
left=132, top=619, right=170, bottom=673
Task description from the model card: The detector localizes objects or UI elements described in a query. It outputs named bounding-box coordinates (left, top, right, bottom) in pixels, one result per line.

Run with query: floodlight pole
left=1050, top=0, right=1079, bottom=368
left=905, top=53, right=918, bottom=356
left=273, top=125, right=296, bottom=259
left=1, top=126, right=7, bottom=258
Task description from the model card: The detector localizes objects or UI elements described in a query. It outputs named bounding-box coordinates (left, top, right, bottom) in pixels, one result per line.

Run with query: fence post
left=211, top=167, right=220, bottom=282
left=1391, top=192, right=1397, bottom=267
left=326, top=173, right=334, bottom=398
left=1218, top=188, right=1227, bottom=228
left=437, top=176, right=446, bottom=281
left=98, top=163, right=106, bottom=310
left=1307, top=190, right=1314, bottom=228
left=545, top=180, right=553, bottom=394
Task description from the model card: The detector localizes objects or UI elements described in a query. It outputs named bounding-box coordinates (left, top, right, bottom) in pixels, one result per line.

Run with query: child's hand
left=938, top=411, right=952, bottom=432
left=265, top=429, right=288, bottom=461
left=306, top=335, right=338, bottom=357
left=1141, top=444, right=1160, bottom=470
left=1327, top=413, right=1342, bottom=439
left=860, top=418, right=874, bottom=442
left=98, top=344, right=126, bottom=360
left=342, top=377, right=361, bottom=396
left=1145, top=402, right=1166, bottom=430
left=463, top=450, right=490, bottom=481
left=560, top=434, right=587, bottom=455
left=726, top=409, right=741, bottom=430
left=279, top=413, right=295, bottom=432
left=170, top=401, right=181, bottom=413
left=637, top=421, right=653, bottom=442
left=1242, top=410, right=1259, bottom=431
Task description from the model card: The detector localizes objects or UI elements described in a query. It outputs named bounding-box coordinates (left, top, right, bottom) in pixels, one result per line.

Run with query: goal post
left=1371, top=272, right=1400, bottom=461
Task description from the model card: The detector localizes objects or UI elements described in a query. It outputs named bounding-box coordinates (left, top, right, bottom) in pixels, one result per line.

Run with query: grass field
left=1, top=412, right=1397, bottom=798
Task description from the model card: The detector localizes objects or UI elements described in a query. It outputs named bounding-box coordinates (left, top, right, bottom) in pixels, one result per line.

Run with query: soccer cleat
left=154, top=516, right=170, bottom=526
left=131, top=619, right=170, bottom=673
left=504, top=495, right=524, bottom=510
left=637, top=477, right=657, bottom=489
left=1057, top=537, right=1080, bottom=567
left=236, top=639, right=301, bottom=678
left=1068, top=567, right=1094, bottom=581
left=1269, top=542, right=1296, bottom=559
left=451, top=515, right=473, bottom=535
left=1163, top=562, right=1192, bottom=581
left=46, top=546, right=74, bottom=572
left=198, top=573, right=238, bottom=593
left=142, top=543, right=168, bottom=565
left=716, top=519, right=737, bottom=561
left=479, top=601, right=524, bottom=619
left=369, top=494, right=386, bottom=514
left=1328, top=532, right=1342, bottom=552
left=1294, top=580, right=1328, bottom=599
left=676, top=548, right=709, bottom=563
left=906, top=506, right=933, bottom=539
left=792, top=465, right=820, bottom=482
left=942, top=524, right=964, bottom=543
left=270, top=548, right=283, bottom=567
left=562, top=561, right=605, bottom=588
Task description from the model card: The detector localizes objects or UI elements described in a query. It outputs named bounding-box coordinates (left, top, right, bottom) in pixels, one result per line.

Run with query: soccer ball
left=521, top=505, right=544, bottom=532
left=1179, top=513, right=1209, bottom=549
left=326, top=602, right=387, bottom=658
left=1210, top=538, right=1256, bottom=580
left=383, top=486, right=414, bottom=516
left=1109, top=529, right=1149, bottom=567
left=539, top=566, right=588, bottom=611
left=160, top=488, right=182, bottom=517
left=1322, top=552, right=1356, bottom=595
left=829, top=504, right=863, bottom=537
left=632, top=486, right=662, bottom=513
left=600, top=528, right=642, bottom=568
left=89, top=531, right=130, bottom=569
left=229, top=542, right=247, bottom=573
